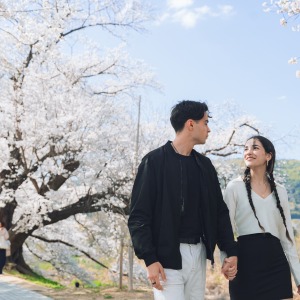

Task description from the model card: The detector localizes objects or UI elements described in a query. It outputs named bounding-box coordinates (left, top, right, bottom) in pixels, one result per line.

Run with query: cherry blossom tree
left=19, top=102, right=262, bottom=282
left=0, top=0, right=157, bottom=274
left=263, top=0, right=300, bottom=77
left=0, top=0, right=265, bottom=278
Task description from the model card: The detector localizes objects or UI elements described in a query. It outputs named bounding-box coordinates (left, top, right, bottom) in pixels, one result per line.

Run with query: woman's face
left=244, top=138, right=271, bottom=170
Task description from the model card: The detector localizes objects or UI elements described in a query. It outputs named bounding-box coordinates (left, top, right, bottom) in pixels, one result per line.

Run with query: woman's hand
left=222, top=256, right=238, bottom=281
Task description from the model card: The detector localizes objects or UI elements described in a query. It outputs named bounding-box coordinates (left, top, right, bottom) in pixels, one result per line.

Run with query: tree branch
left=60, top=22, right=138, bottom=40
left=31, top=234, right=109, bottom=269
left=202, top=123, right=260, bottom=156
left=239, top=122, right=260, bottom=134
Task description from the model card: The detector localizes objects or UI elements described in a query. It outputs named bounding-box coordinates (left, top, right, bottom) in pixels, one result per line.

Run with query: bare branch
left=31, top=234, right=109, bottom=269
left=202, top=122, right=260, bottom=156
left=239, top=123, right=260, bottom=134
left=206, top=151, right=240, bottom=157
left=60, top=22, right=139, bottom=39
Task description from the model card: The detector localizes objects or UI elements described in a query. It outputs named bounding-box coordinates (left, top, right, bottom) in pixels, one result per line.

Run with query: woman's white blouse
left=224, top=177, right=300, bottom=286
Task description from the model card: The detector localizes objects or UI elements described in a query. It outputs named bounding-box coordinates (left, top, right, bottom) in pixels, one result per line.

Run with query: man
left=128, top=100, right=237, bottom=300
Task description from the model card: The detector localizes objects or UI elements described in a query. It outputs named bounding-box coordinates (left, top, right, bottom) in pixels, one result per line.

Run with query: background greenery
left=279, top=160, right=300, bottom=218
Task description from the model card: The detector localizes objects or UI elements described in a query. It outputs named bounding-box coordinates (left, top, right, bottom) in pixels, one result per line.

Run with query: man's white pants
left=153, top=242, right=206, bottom=300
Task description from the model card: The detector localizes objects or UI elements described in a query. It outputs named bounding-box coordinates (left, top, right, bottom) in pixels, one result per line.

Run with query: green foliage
left=103, top=294, right=113, bottom=299
left=7, top=270, right=63, bottom=289
left=73, top=255, right=107, bottom=270
left=36, top=261, right=55, bottom=271
left=275, top=160, right=300, bottom=218
left=71, top=279, right=83, bottom=287
left=279, top=161, right=300, bottom=194
left=69, top=277, right=114, bottom=289
left=91, top=280, right=111, bottom=287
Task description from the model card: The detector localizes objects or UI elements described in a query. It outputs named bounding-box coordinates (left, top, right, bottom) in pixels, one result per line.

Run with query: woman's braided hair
left=243, top=135, right=292, bottom=243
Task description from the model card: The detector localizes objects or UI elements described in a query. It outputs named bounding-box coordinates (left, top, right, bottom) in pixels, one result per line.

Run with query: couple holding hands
left=128, top=100, right=300, bottom=300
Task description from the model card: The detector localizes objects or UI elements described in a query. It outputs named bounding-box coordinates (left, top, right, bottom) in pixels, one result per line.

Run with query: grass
left=36, top=261, right=54, bottom=271
left=6, top=269, right=64, bottom=289
left=90, top=280, right=112, bottom=287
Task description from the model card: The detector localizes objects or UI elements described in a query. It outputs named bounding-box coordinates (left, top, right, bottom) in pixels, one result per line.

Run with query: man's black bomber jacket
left=128, top=141, right=237, bottom=269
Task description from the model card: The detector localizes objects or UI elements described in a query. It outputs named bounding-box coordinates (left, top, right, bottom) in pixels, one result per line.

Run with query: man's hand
left=147, top=262, right=167, bottom=290
left=222, top=256, right=238, bottom=281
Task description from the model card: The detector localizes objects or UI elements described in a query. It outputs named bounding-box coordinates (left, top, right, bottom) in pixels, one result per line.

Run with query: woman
left=0, top=220, right=9, bottom=274
left=224, top=135, right=300, bottom=300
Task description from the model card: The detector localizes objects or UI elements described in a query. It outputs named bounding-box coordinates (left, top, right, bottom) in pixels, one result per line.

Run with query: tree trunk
left=0, top=182, right=130, bottom=276
left=9, top=231, right=35, bottom=275
left=12, top=247, right=36, bottom=275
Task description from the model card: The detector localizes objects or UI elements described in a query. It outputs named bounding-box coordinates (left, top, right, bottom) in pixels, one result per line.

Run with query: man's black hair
left=170, top=100, right=209, bottom=132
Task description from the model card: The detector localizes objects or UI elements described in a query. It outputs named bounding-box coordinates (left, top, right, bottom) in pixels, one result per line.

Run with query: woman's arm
left=280, top=187, right=300, bottom=288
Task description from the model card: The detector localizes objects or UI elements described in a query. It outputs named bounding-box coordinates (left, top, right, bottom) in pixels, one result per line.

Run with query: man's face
left=191, top=112, right=210, bottom=145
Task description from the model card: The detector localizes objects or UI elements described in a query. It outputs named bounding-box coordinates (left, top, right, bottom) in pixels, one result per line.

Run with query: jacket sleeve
left=279, top=187, right=300, bottom=286
left=127, top=155, right=158, bottom=267
left=213, top=169, right=238, bottom=257
left=220, top=182, right=238, bottom=263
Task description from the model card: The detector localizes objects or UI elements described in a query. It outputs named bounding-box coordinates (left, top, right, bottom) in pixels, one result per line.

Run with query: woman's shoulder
left=274, top=181, right=286, bottom=190
left=274, top=181, right=288, bottom=197
left=225, top=177, right=245, bottom=192
left=227, top=176, right=244, bottom=186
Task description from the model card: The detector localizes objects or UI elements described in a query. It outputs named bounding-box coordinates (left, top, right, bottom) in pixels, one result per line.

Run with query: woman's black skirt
left=229, top=233, right=292, bottom=300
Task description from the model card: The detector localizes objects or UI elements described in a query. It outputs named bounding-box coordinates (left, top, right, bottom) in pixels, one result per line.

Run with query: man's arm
left=211, top=167, right=238, bottom=279
left=128, top=155, right=158, bottom=266
left=128, top=155, right=168, bottom=289
left=214, top=171, right=238, bottom=257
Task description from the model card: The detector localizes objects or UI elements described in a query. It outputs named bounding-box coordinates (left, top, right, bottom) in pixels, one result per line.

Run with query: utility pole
left=134, top=95, right=141, bottom=171
left=119, top=237, right=124, bottom=289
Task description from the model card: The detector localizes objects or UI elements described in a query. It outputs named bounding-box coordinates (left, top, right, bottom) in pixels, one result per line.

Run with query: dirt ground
left=39, top=283, right=300, bottom=300
left=3, top=273, right=300, bottom=300
left=2, top=274, right=153, bottom=300
left=42, top=287, right=153, bottom=300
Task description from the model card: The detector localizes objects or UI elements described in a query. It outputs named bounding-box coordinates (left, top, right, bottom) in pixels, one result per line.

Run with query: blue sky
left=125, top=0, right=300, bottom=159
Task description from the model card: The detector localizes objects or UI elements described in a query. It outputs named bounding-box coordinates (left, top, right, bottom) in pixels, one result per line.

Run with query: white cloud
left=195, top=5, right=211, bottom=16
left=167, top=0, right=194, bottom=9
left=219, top=5, right=234, bottom=15
left=173, top=9, right=198, bottom=28
left=156, top=12, right=171, bottom=25
left=159, top=2, right=235, bottom=28
left=278, top=96, right=287, bottom=101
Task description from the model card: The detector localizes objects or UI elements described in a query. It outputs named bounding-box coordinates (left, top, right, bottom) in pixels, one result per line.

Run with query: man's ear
left=186, top=119, right=194, bottom=130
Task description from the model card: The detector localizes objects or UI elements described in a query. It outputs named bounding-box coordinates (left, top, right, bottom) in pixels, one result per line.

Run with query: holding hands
left=222, top=256, right=238, bottom=281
